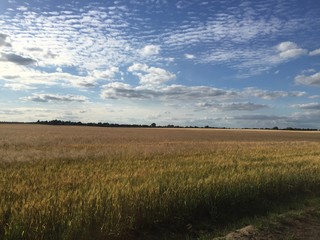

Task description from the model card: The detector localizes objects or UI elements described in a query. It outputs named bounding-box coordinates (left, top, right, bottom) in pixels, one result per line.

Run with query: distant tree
left=272, top=126, right=279, bottom=130
left=150, top=123, right=156, bottom=127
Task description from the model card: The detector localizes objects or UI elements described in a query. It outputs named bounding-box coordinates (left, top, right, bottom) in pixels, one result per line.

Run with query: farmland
left=0, top=124, right=320, bottom=239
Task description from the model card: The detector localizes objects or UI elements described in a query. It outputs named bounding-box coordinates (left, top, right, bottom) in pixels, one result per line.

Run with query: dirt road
left=218, top=208, right=320, bottom=240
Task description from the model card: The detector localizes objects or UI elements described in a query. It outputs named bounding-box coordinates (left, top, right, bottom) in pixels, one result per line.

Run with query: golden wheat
left=0, top=124, right=319, bottom=239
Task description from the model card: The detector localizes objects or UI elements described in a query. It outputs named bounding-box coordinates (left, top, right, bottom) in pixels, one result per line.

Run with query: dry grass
left=0, top=124, right=320, bottom=239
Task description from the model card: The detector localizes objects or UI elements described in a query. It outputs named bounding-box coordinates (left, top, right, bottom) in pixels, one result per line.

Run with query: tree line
left=30, top=120, right=318, bottom=131
left=0, top=120, right=318, bottom=131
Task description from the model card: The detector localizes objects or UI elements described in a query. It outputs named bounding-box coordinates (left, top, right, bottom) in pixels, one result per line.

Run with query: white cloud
left=200, top=41, right=309, bottom=77
left=17, top=6, right=28, bottom=11
left=139, top=45, right=161, bottom=56
left=292, top=102, right=320, bottom=110
left=276, top=41, right=308, bottom=60
left=128, top=63, right=176, bottom=86
left=0, top=1, right=319, bottom=128
left=309, top=48, right=320, bottom=56
left=4, top=83, right=36, bottom=91
left=295, top=72, right=320, bottom=87
left=302, top=68, right=316, bottom=74
left=0, top=6, right=140, bottom=72
left=184, top=54, right=195, bottom=59
left=128, top=63, right=149, bottom=72
left=276, top=41, right=297, bottom=52
left=164, top=16, right=284, bottom=49
left=92, top=66, right=119, bottom=80
left=279, top=48, right=307, bottom=59
left=309, top=95, right=320, bottom=99
left=0, top=62, right=96, bottom=88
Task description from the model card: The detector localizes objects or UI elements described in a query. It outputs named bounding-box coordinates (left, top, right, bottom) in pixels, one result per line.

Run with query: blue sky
left=0, top=0, right=320, bottom=128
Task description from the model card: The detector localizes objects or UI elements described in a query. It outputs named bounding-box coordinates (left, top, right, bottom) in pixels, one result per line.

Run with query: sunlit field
left=0, top=124, right=320, bottom=239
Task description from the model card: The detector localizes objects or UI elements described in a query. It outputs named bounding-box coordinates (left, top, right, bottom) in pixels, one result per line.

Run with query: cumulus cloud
left=21, top=93, right=88, bottom=103
left=0, top=53, right=37, bottom=65
left=128, top=63, right=149, bottom=72
left=128, top=63, right=176, bottom=86
left=292, top=102, right=320, bottom=110
left=92, top=66, right=119, bottom=80
left=139, top=45, right=161, bottom=56
left=276, top=41, right=308, bottom=60
left=295, top=72, right=320, bottom=87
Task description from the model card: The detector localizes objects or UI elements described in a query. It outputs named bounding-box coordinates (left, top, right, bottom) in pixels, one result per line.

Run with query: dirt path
left=218, top=208, right=320, bottom=240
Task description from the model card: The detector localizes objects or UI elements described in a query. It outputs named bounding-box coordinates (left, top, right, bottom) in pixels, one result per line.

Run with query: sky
left=0, top=0, right=320, bottom=128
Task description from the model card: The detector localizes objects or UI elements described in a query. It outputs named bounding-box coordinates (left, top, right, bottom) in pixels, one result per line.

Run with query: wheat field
left=0, top=124, right=320, bottom=239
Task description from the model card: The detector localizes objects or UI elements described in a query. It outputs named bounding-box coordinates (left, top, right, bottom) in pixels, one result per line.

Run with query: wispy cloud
left=309, top=48, right=320, bottom=56
left=292, top=102, right=320, bottom=110
left=309, top=95, right=320, bottom=99
left=4, top=83, right=36, bottom=91
left=233, top=114, right=287, bottom=121
left=21, top=93, right=88, bottom=103
left=0, top=109, right=24, bottom=115
left=1, top=0, right=319, bottom=85
left=0, top=64, right=96, bottom=88
left=242, top=87, right=306, bottom=99
left=101, top=83, right=234, bottom=100
left=197, top=102, right=269, bottom=111
left=100, top=82, right=305, bottom=102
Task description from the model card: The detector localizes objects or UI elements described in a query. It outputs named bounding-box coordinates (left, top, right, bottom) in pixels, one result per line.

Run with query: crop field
left=0, top=124, right=320, bottom=239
